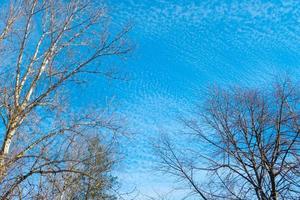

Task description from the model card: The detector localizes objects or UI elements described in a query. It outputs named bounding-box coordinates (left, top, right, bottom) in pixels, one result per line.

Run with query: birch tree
left=0, top=0, right=130, bottom=199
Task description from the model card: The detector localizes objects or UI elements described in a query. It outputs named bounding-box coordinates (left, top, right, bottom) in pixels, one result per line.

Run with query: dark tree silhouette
left=156, top=79, right=300, bottom=200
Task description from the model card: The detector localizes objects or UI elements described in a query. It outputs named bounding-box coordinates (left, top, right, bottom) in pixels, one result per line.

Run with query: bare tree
left=155, top=79, right=300, bottom=200
left=0, top=0, right=131, bottom=199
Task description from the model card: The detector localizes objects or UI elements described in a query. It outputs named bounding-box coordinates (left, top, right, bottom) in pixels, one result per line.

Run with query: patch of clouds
left=107, top=1, right=300, bottom=198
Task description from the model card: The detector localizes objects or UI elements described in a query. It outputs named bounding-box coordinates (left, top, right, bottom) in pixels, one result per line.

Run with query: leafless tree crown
left=156, top=79, right=300, bottom=200
left=0, top=0, right=130, bottom=199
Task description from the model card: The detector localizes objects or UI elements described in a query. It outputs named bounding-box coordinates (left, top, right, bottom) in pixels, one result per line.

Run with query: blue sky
left=73, top=0, right=300, bottom=199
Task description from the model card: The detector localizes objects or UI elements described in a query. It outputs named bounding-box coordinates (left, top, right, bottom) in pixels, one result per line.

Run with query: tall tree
left=156, top=79, right=300, bottom=200
left=0, top=0, right=130, bottom=199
